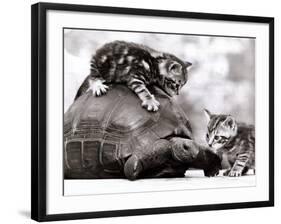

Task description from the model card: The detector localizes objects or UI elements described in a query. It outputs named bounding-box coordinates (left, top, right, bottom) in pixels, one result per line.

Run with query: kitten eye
left=170, top=63, right=182, bottom=74
left=214, top=136, right=220, bottom=140
left=206, top=133, right=209, bottom=139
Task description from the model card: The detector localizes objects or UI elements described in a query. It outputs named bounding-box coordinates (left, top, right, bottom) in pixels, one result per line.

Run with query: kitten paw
left=88, top=79, right=109, bottom=96
left=228, top=170, right=242, bottom=177
left=141, top=95, right=160, bottom=111
left=223, top=169, right=231, bottom=176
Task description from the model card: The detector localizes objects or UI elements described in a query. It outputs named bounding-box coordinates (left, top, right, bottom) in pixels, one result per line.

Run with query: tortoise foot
left=124, top=155, right=143, bottom=180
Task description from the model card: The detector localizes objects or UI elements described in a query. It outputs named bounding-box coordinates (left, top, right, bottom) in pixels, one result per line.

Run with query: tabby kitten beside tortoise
left=204, top=109, right=255, bottom=177
left=75, top=40, right=192, bottom=111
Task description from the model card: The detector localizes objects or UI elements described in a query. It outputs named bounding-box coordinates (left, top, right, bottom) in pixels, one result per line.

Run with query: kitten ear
left=224, top=116, right=236, bottom=129
left=204, top=109, right=212, bottom=121
left=185, top=61, right=192, bottom=69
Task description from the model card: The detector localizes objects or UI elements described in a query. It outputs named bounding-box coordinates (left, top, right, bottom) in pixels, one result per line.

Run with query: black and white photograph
left=63, top=29, right=256, bottom=195
left=1, top=0, right=280, bottom=223
left=30, top=3, right=274, bottom=221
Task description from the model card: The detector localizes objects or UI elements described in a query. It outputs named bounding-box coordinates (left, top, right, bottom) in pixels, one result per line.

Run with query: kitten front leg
left=88, top=77, right=109, bottom=96
left=128, top=78, right=160, bottom=111
left=228, top=168, right=242, bottom=177
left=141, top=94, right=160, bottom=112
left=87, top=58, right=109, bottom=97
left=223, top=169, right=231, bottom=176
left=228, top=153, right=249, bottom=177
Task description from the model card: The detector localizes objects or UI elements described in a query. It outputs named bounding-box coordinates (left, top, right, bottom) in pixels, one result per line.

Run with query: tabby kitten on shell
left=204, top=109, right=255, bottom=177
left=75, top=40, right=192, bottom=112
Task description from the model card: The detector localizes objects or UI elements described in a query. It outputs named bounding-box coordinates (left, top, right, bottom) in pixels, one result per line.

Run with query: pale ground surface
left=64, top=170, right=255, bottom=196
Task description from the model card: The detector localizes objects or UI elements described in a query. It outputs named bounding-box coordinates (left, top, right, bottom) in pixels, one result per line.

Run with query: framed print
left=31, top=2, right=274, bottom=222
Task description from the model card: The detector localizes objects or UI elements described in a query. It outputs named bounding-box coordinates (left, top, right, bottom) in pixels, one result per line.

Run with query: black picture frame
left=31, top=2, right=274, bottom=222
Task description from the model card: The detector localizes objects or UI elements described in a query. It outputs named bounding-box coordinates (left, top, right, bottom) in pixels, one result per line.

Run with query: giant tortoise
left=64, top=85, right=221, bottom=180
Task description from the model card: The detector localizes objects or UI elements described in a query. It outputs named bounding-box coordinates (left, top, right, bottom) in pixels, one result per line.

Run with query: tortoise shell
left=64, top=85, right=193, bottom=178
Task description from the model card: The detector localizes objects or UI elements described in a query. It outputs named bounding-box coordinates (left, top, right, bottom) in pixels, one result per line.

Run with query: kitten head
left=204, top=109, right=238, bottom=152
left=157, top=53, right=192, bottom=96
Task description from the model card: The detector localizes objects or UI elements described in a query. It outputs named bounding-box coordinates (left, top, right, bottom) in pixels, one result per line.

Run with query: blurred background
left=64, top=29, right=255, bottom=143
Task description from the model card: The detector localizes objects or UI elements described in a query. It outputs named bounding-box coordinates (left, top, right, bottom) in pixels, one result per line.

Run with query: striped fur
left=75, top=41, right=192, bottom=112
left=204, top=109, right=255, bottom=177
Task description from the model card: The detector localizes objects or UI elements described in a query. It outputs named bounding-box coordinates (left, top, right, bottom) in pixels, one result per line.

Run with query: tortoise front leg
left=124, top=139, right=171, bottom=180
left=124, top=138, right=201, bottom=180
left=123, top=154, right=144, bottom=180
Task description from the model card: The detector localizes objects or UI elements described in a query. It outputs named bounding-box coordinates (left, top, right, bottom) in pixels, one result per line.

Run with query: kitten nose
left=208, top=143, right=212, bottom=147
left=176, top=85, right=180, bottom=95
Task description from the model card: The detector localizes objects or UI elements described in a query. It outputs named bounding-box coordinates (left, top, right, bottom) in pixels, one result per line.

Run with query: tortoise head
left=171, top=140, right=222, bottom=177
left=189, top=148, right=222, bottom=177
left=170, top=138, right=199, bottom=163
